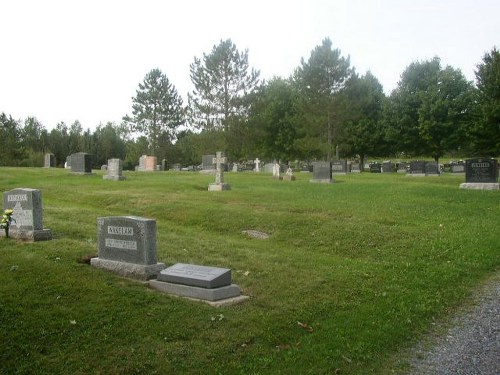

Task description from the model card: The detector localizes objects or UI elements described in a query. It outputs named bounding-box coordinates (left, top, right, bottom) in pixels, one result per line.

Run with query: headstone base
left=309, top=179, right=334, bottom=184
left=103, top=175, right=126, bottom=181
left=90, top=258, right=165, bottom=280
left=406, top=173, right=426, bottom=177
left=0, top=228, right=52, bottom=241
left=459, top=183, right=500, bottom=190
left=149, top=279, right=243, bottom=302
left=282, top=175, right=296, bottom=181
left=208, top=183, right=231, bottom=191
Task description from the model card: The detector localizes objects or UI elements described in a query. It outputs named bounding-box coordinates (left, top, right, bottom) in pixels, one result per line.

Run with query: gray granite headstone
left=381, top=161, right=394, bottom=173
left=408, top=161, right=426, bottom=176
left=369, top=162, right=381, bottom=173
left=65, top=155, right=72, bottom=169
left=70, top=152, right=92, bottom=173
left=2, top=188, right=52, bottom=241
left=310, top=161, right=333, bottom=183
left=425, top=161, right=440, bottom=176
left=331, top=160, right=348, bottom=174
left=44, top=153, right=55, bottom=168
left=351, top=163, right=361, bottom=173
left=460, top=158, right=499, bottom=190
left=91, top=216, right=165, bottom=280
left=202, top=155, right=216, bottom=170
left=103, top=158, right=125, bottom=181
left=208, top=151, right=231, bottom=191
left=451, top=163, right=465, bottom=173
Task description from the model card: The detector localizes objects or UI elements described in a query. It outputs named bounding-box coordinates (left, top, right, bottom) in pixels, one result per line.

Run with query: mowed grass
left=0, top=167, right=499, bottom=374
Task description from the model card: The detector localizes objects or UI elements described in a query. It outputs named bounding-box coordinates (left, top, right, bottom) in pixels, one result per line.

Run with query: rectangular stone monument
left=44, top=153, right=55, bottom=168
left=149, top=263, right=247, bottom=306
left=103, top=158, right=125, bottom=181
left=70, top=152, right=92, bottom=174
left=397, top=162, right=408, bottom=173
left=369, top=162, right=381, bottom=173
left=310, top=161, right=333, bottom=183
left=351, top=163, right=361, bottom=173
left=65, top=155, right=72, bottom=169
left=331, top=160, right=348, bottom=174
left=460, top=158, right=499, bottom=190
left=381, top=161, right=394, bottom=173
left=91, top=216, right=165, bottom=280
left=2, top=188, right=52, bottom=241
left=201, top=155, right=216, bottom=171
left=408, top=161, right=427, bottom=176
left=451, top=163, right=465, bottom=173
left=208, top=152, right=231, bottom=191
left=425, top=161, right=440, bottom=176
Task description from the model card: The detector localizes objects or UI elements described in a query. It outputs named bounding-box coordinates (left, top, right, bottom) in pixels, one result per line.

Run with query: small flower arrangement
left=1, top=209, right=15, bottom=238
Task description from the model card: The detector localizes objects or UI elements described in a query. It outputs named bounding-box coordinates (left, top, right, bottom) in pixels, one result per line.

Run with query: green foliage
left=0, top=113, right=25, bottom=166
left=0, top=168, right=499, bottom=374
left=473, top=47, right=500, bottom=155
left=124, top=68, right=185, bottom=156
left=188, top=39, right=260, bottom=134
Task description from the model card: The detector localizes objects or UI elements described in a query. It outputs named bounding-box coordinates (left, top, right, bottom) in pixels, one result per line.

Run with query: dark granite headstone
left=381, top=161, right=394, bottom=173
left=397, top=162, right=408, bottom=173
left=2, top=188, right=52, bottom=241
left=369, top=162, right=381, bottom=173
left=70, top=152, right=92, bottom=173
left=425, top=162, right=440, bottom=175
left=310, top=161, right=332, bottom=183
left=332, top=160, right=348, bottom=174
left=465, top=158, right=498, bottom=183
left=409, top=161, right=426, bottom=175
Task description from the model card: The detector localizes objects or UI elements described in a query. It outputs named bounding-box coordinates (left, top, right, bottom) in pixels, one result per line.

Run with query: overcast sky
left=1, top=0, right=499, bottom=131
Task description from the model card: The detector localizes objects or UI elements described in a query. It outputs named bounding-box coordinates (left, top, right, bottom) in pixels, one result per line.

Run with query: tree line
left=1, top=38, right=499, bottom=169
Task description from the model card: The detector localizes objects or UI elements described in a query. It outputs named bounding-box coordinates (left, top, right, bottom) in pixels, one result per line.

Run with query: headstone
left=101, top=165, right=108, bottom=171
left=369, top=162, right=381, bottom=173
left=91, top=216, right=165, bottom=280
left=397, top=162, right=408, bottom=173
left=381, top=161, right=394, bottom=173
left=65, top=155, right=72, bottom=169
left=149, top=263, right=247, bottom=305
left=460, top=158, right=499, bottom=190
left=425, top=161, right=440, bottom=176
left=351, top=162, right=361, bottom=173
left=331, top=160, right=349, bottom=174
left=137, top=155, right=157, bottom=172
left=310, top=161, right=333, bottom=183
left=264, top=163, right=274, bottom=174
left=201, top=154, right=216, bottom=172
left=451, top=162, right=465, bottom=173
left=272, top=162, right=282, bottom=180
left=254, top=158, right=260, bottom=172
left=103, top=158, right=125, bottom=181
left=282, top=166, right=296, bottom=181
left=408, top=161, right=427, bottom=176
left=70, top=152, right=92, bottom=174
left=44, top=153, right=55, bottom=168
left=1, top=188, right=52, bottom=241
left=161, top=159, right=167, bottom=171
left=232, top=163, right=239, bottom=172
left=208, top=151, right=231, bottom=191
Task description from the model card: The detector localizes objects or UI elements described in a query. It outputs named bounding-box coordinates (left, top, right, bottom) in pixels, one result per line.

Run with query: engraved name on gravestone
left=465, top=158, right=498, bottom=183
left=70, top=152, right=92, bottom=173
left=91, top=216, right=165, bottom=279
left=2, top=188, right=52, bottom=241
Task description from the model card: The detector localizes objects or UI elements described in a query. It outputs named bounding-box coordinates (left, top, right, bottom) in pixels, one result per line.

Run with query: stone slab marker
left=70, top=152, right=92, bottom=174
left=149, top=263, right=248, bottom=306
left=103, top=158, right=125, bottom=181
left=2, top=188, right=52, bottom=241
left=44, top=153, right=55, bottom=168
left=460, top=158, right=499, bottom=190
left=91, top=216, right=165, bottom=280
left=310, top=161, right=333, bottom=183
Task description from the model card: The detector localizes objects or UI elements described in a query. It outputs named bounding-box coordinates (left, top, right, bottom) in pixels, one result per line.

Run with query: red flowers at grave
left=1, top=209, right=15, bottom=238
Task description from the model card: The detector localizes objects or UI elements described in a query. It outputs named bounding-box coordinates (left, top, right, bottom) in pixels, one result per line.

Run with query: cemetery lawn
left=1, top=168, right=499, bottom=375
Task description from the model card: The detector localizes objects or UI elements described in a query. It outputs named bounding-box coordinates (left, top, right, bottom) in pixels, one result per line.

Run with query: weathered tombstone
left=44, top=153, right=55, bottom=168
left=425, top=161, right=440, bottom=176
left=201, top=154, right=216, bottom=173
left=369, top=162, right=381, bottom=173
left=254, top=158, right=260, bottom=172
left=65, top=155, right=72, bottom=169
left=397, top=162, right=408, bottom=173
left=208, top=152, right=231, bottom=191
left=232, top=163, right=239, bottom=172
left=381, top=161, right=394, bottom=173
left=310, top=161, right=333, bottom=183
left=351, top=162, right=361, bottom=173
left=136, top=155, right=157, bottom=172
left=161, top=159, right=167, bottom=171
left=282, top=166, right=296, bottom=181
left=70, top=152, right=92, bottom=174
left=103, top=158, right=125, bottom=181
left=264, top=163, right=274, bottom=174
left=408, top=161, right=427, bottom=176
left=272, top=162, right=282, bottom=180
left=101, top=165, right=108, bottom=171
left=332, top=160, right=348, bottom=174
left=91, top=216, right=165, bottom=280
left=460, top=158, right=499, bottom=190
left=149, top=263, right=248, bottom=306
left=451, top=162, right=465, bottom=173
left=2, top=188, right=52, bottom=241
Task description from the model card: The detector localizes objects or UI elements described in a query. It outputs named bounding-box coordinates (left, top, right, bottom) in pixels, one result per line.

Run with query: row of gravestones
left=1, top=187, right=247, bottom=306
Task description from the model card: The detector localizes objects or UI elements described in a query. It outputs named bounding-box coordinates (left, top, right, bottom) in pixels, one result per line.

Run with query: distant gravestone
left=408, top=161, right=427, bottom=176
left=425, top=161, right=440, bottom=176
left=460, top=158, right=499, bottom=190
left=201, top=154, right=216, bottom=172
left=332, top=160, right=348, bottom=174
left=71, top=152, right=92, bottom=174
left=254, top=158, right=261, bottom=172
left=451, top=163, right=465, bottom=173
left=103, top=158, right=125, bottom=181
left=264, top=163, right=274, bottom=174
left=272, top=162, right=282, bottom=180
left=2, top=188, right=52, bottom=241
left=161, top=159, right=167, bottom=171
left=310, top=161, right=333, bottom=183
left=44, top=153, right=55, bottom=168
left=137, top=155, right=157, bottom=172
left=65, top=155, right=72, bottom=169
left=149, top=263, right=247, bottom=305
left=91, top=216, right=165, bottom=280
left=101, top=165, right=107, bottom=171
left=282, top=166, right=296, bottom=181
left=369, top=162, right=381, bottom=173
left=351, top=162, right=361, bottom=173
left=397, top=162, right=408, bottom=173
left=381, top=161, right=394, bottom=173
left=208, top=151, right=230, bottom=191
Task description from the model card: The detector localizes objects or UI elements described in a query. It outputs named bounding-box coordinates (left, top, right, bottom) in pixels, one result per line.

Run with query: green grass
left=0, top=168, right=499, bottom=374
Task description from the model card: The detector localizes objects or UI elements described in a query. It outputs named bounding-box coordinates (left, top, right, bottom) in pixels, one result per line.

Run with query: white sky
left=1, top=0, right=499, bottom=131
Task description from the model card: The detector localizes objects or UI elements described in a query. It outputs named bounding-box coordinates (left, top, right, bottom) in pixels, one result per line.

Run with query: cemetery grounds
left=0, top=167, right=499, bottom=374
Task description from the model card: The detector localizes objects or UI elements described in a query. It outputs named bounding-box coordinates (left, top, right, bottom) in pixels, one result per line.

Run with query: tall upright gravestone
left=2, top=188, right=52, bottom=241
left=44, top=153, right=55, bottom=168
left=208, top=152, right=231, bottom=191
left=91, top=216, right=165, bottom=280
left=71, top=152, right=92, bottom=174
left=460, top=158, right=499, bottom=190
